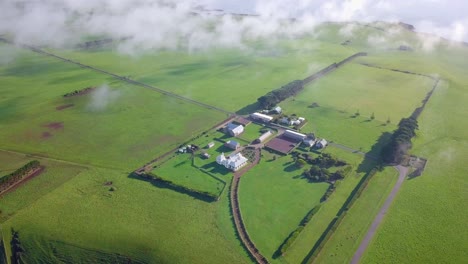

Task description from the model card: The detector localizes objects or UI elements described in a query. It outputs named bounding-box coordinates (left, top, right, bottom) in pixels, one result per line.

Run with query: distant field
left=295, top=62, right=434, bottom=122
left=313, top=167, right=398, bottom=263
left=0, top=46, right=227, bottom=171
left=1, top=167, right=249, bottom=263
left=51, top=39, right=355, bottom=112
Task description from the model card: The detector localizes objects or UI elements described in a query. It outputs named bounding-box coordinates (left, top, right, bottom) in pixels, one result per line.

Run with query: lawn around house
left=151, top=153, right=226, bottom=197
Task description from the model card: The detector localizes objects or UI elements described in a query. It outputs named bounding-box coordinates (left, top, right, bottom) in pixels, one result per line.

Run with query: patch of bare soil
left=56, top=104, right=74, bottom=111
left=43, top=122, right=64, bottom=130
left=41, top=131, right=53, bottom=139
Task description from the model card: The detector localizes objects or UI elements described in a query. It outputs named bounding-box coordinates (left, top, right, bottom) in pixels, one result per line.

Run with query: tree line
left=0, top=160, right=41, bottom=193
left=381, top=117, right=419, bottom=164
left=257, top=80, right=304, bottom=109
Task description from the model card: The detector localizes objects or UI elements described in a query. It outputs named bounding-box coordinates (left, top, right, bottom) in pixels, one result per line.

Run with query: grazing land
left=0, top=20, right=466, bottom=264
left=313, top=167, right=398, bottom=263
left=50, top=40, right=355, bottom=112
left=0, top=45, right=227, bottom=170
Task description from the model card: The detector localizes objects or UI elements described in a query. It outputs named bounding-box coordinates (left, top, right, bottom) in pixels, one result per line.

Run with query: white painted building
left=250, top=112, right=274, bottom=123
left=225, top=123, right=244, bottom=137
left=256, top=130, right=273, bottom=143
left=283, top=130, right=307, bottom=141
left=216, top=152, right=248, bottom=171
left=316, top=139, right=328, bottom=149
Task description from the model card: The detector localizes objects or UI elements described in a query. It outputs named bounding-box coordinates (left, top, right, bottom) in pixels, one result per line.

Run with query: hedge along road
left=350, top=165, right=408, bottom=264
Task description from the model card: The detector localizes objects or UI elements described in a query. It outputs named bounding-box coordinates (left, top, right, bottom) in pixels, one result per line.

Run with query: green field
left=50, top=39, right=355, bottom=112
left=361, top=66, right=468, bottom=263
left=152, top=153, right=226, bottom=197
left=0, top=20, right=466, bottom=264
left=313, top=167, right=398, bottom=263
left=0, top=150, right=85, bottom=222
left=281, top=146, right=375, bottom=264
left=1, top=167, right=249, bottom=263
left=0, top=45, right=227, bottom=171
left=239, top=150, right=329, bottom=263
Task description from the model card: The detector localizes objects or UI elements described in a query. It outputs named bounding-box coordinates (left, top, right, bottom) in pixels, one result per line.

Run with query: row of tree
left=303, top=165, right=352, bottom=182
left=0, top=160, right=41, bottom=193
left=381, top=117, right=419, bottom=164
left=10, top=229, right=24, bottom=264
left=294, top=152, right=347, bottom=168
left=257, top=80, right=304, bottom=109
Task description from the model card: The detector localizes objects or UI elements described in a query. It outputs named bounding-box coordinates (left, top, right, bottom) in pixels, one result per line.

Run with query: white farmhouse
left=216, top=152, right=248, bottom=171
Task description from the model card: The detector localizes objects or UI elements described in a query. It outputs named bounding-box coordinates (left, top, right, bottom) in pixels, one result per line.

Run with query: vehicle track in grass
left=350, top=165, right=408, bottom=264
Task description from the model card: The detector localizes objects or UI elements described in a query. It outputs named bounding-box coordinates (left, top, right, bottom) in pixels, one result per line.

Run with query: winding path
left=350, top=165, right=408, bottom=264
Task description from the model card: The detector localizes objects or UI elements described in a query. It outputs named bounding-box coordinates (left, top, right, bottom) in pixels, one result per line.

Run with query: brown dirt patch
left=43, top=122, right=64, bottom=130
left=56, top=104, right=74, bottom=111
left=41, top=131, right=53, bottom=139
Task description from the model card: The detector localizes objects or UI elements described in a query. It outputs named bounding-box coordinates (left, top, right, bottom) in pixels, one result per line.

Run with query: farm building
left=255, top=130, right=273, bottom=144
left=250, top=112, right=273, bottom=123
left=202, top=153, right=211, bottom=159
left=316, top=139, right=328, bottom=149
left=225, top=123, right=244, bottom=137
left=216, top=152, right=248, bottom=171
left=236, top=117, right=252, bottom=126
left=206, top=142, right=215, bottom=149
left=283, top=130, right=307, bottom=141
left=303, top=138, right=316, bottom=147
left=271, top=106, right=282, bottom=114
left=225, top=140, right=241, bottom=150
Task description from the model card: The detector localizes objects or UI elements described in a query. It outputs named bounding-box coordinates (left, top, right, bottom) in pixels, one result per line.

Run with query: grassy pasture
left=0, top=45, right=227, bottom=171
left=151, top=153, right=226, bottom=197
left=362, top=76, right=468, bottom=263
left=313, top=167, right=398, bottom=263
left=1, top=167, right=249, bottom=264
left=238, top=150, right=329, bottom=263
left=0, top=150, right=85, bottom=223
left=282, top=146, right=374, bottom=264
left=295, top=62, right=434, bottom=123
left=50, top=39, right=355, bottom=112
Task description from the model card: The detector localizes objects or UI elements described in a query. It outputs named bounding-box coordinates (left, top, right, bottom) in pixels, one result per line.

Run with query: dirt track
left=350, top=165, right=408, bottom=264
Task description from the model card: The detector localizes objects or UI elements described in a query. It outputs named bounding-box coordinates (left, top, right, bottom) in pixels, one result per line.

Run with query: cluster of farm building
left=176, top=105, right=329, bottom=173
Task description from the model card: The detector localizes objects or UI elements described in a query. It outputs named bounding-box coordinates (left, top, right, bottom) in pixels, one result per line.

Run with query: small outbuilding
left=225, top=140, right=241, bottom=150
left=271, top=106, right=282, bottom=114
left=206, top=142, right=215, bottom=149
left=316, top=139, right=328, bottom=149
left=225, top=123, right=244, bottom=137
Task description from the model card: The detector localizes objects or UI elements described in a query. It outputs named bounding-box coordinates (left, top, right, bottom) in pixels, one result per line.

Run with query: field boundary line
left=0, top=37, right=235, bottom=116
